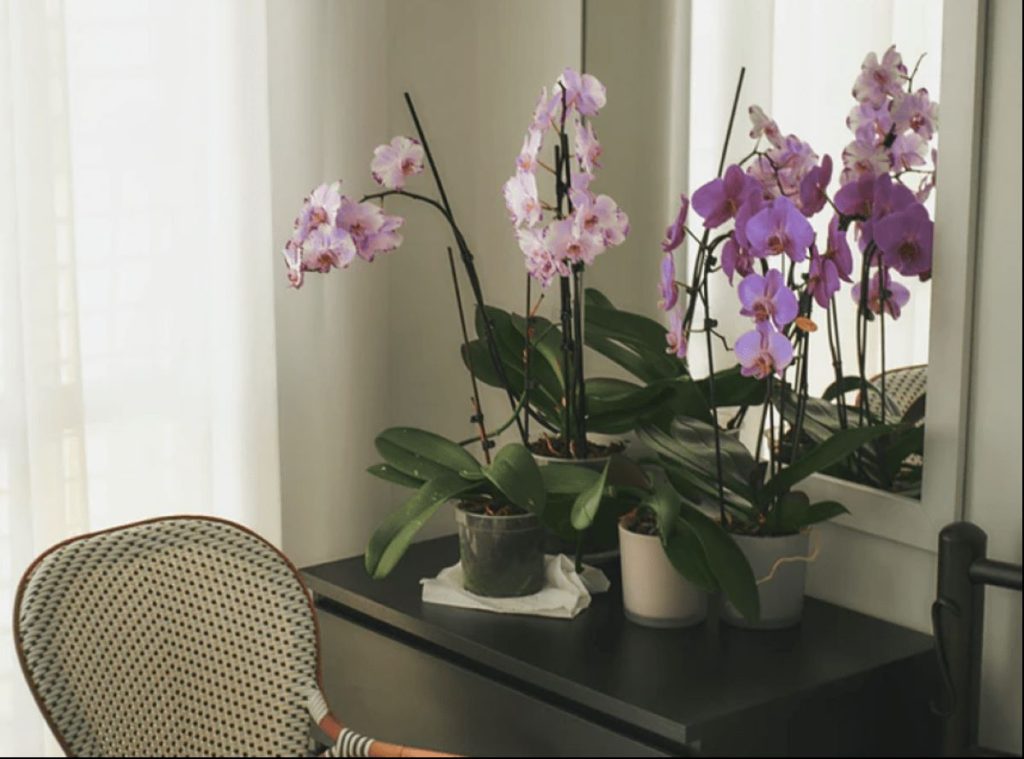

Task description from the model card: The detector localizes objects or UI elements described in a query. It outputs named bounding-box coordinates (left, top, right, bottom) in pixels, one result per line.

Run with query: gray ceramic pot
left=455, top=506, right=545, bottom=598
left=721, top=530, right=811, bottom=629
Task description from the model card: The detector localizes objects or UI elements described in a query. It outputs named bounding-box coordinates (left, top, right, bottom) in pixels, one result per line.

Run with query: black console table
left=304, top=536, right=940, bottom=757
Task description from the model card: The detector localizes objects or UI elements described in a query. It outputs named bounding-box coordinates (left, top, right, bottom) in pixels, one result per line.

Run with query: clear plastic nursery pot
left=455, top=504, right=545, bottom=598
left=720, top=530, right=811, bottom=630
left=532, top=440, right=627, bottom=565
left=618, top=519, right=708, bottom=628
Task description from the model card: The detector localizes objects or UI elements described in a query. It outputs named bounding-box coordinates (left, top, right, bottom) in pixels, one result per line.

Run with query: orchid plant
left=496, top=68, right=631, bottom=460
left=647, top=46, right=936, bottom=536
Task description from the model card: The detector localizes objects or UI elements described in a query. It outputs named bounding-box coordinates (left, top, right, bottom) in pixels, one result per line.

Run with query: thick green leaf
left=540, top=463, right=600, bottom=494
left=365, top=472, right=478, bottom=578
left=375, top=427, right=482, bottom=481
left=882, top=425, right=925, bottom=481
left=821, top=376, right=863, bottom=401
left=482, top=443, right=546, bottom=516
left=642, top=473, right=681, bottom=542
left=366, top=463, right=424, bottom=489
left=570, top=459, right=610, bottom=530
left=773, top=492, right=848, bottom=533
left=587, top=380, right=678, bottom=434
left=664, top=518, right=719, bottom=592
left=677, top=503, right=760, bottom=622
left=764, top=424, right=895, bottom=498
left=696, top=366, right=768, bottom=408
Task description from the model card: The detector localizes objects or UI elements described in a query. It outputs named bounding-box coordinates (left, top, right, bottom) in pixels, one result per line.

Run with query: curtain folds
left=1, top=1, right=282, bottom=753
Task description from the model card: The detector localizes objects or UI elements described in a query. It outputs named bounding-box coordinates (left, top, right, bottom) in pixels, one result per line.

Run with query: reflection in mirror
left=587, top=0, right=943, bottom=498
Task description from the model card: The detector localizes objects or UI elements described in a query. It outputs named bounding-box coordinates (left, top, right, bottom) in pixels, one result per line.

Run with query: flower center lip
left=898, top=240, right=918, bottom=264
left=767, top=233, right=785, bottom=253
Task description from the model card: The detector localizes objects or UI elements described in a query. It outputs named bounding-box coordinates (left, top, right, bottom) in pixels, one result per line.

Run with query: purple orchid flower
left=745, top=196, right=814, bottom=261
left=572, top=113, right=603, bottom=174
left=840, top=138, right=891, bottom=185
left=807, top=247, right=841, bottom=308
left=336, top=198, right=403, bottom=262
left=855, top=174, right=916, bottom=252
left=834, top=174, right=875, bottom=217
left=847, top=102, right=894, bottom=147
left=890, top=131, right=929, bottom=172
left=692, top=164, right=755, bottom=229
left=735, top=322, right=794, bottom=379
left=370, top=136, right=424, bottom=191
left=738, top=269, right=799, bottom=328
left=659, top=253, right=678, bottom=311
left=558, top=68, right=607, bottom=117
left=799, top=154, right=833, bottom=216
left=517, top=226, right=566, bottom=288
left=294, top=182, right=343, bottom=242
left=852, top=268, right=911, bottom=319
left=875, top=202, right=933, bottom=277
left=892, top=87, right=938, bottom=140
left=516, top=129, right=542, bottom=174
left=665, top=307, right=687, bottom=359
left=748, top=105, right=784, bottom=148
left=547, top=214, right=604, bottom=266
left=824, top=216, right=854, bottom=281
left=662, top=194, right=689, bottom=253
left=502, top=170, right=542, bottom=228
left=852, top=45, right=907, bottom=107
left=721, top=237, right=756, bottom=285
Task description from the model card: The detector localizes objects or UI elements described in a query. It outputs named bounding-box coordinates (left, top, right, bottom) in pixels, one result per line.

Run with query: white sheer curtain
left=1, top=1, right=282, bottom=754
left=686, top=0, right=943, bottom=394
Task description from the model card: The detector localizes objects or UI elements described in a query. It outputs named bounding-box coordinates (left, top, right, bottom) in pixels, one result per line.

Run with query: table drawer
left=316, top=604, right=676, bottom=757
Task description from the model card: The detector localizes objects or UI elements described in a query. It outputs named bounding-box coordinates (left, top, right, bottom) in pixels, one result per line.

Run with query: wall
left=962, top=0, right=1022, bottom=750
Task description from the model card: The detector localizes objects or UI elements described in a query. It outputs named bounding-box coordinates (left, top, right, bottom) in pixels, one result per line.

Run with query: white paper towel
left=421, top=554, right=611, bottom=619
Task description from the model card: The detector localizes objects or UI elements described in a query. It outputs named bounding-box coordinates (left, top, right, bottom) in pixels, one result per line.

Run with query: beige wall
left=963, top=0, right=1022, bottom=749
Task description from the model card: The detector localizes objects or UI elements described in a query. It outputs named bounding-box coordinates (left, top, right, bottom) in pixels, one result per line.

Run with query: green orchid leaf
left=540, top=462, right=600, bottom=494
left=482, top=443, right=546, bottom=516
left=366, top=463, right=424, bottom=489
left=696, top=365, right=768, bottom=408
left=678, top=503, right=760, bottom=622
left=764, top=424, right=895, bottom=499
left=375, top=427, right=482, bottom=481
left=663, top=518, right=719, bottom=592
left=365, top=472, right=478, bottom=578
left=570, top=459, right=610, bottom=531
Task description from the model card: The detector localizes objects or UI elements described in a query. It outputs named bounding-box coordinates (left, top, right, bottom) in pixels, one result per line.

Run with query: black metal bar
left=970, top=558, right=1023, bottom=592
left=933, top=522, right=988, bottom=757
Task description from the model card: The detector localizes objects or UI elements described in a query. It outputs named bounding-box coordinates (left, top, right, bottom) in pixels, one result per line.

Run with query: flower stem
left=446, top=247, right=491, bottom=463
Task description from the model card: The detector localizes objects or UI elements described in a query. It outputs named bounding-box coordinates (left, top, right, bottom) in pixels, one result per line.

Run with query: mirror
left=584, top=0, right=981, bottom=547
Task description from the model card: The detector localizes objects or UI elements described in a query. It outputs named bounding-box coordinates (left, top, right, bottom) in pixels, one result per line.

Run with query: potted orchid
left=638, top=47, right=935, bottom=629
left=280, top=88, right=641, bottom=596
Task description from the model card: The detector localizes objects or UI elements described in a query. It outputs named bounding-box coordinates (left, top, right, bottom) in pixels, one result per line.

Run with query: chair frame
left=13, top=515, right=450, bottom=758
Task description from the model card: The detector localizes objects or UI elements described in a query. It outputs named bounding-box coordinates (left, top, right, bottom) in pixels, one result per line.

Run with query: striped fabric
left=15, top=517, right=325, bottom=757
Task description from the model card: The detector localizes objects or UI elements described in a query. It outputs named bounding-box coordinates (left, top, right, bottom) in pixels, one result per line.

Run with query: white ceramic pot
left=618, top=522, right=708, bottom=628
left=720, top=531, right=811, bottom=630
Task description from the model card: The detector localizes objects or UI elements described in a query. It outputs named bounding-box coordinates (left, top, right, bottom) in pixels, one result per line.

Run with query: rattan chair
left=862, top=363, right=927, bottom=422
left=14, top=516, right=453, bottom=757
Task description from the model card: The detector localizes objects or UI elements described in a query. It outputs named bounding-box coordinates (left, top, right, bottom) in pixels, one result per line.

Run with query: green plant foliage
left=365, top=471, right=478, bottom=579
left=481, top=443, right=546, bottom=516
